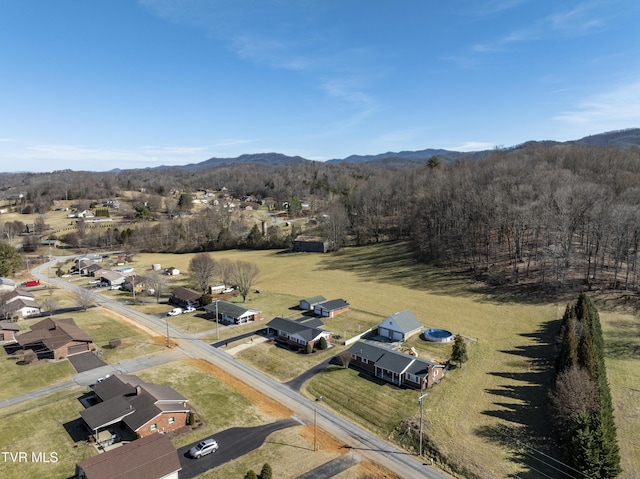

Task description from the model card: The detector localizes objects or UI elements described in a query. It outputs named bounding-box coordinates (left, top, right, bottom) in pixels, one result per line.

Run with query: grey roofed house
left=347, top=341, right=446, bottom=389
left=299, top=295, right=326, bottom=310
left=377, top=309, right=423, bottom=342
left=99, top=270, right=127, bottom=286
left=348, top=341, right=387, bottom=363
left=266, top=316, right=332, bottom=349
left=204, top=300, right=260, bottom=324
left=75, top=432, right=181, bottom=479
left=314, top=298, right=350, bottom=317
left=85, top=263, right=104, bottom=276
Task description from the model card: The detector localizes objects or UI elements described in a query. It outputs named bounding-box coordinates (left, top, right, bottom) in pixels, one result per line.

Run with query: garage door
left=68, top=344, right=89, bottom=355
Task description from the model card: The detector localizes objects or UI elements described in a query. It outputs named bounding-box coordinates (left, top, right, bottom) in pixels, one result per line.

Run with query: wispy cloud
left=321, top=78, right=377, bottom=128
left=554, top=80, right=640, bottom=128
left=471, top=2, right=610, bottom=54
left=445, top=141, right=497, bottom=152
left=0, top=139, right=259, bottom=172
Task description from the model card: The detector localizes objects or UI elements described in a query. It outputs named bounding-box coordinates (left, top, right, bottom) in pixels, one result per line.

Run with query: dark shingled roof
left=16, top=317, right=92, bottom=351
left=76, top=433, right=181, bottom=479
left=82, top=374, right=188, bottom=432
left=267, top=316, right=327, bottom=342
left=316, top=298, right=349, bottom=311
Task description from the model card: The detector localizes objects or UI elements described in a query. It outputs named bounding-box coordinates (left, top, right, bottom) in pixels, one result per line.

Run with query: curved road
left=32, top=257, right=448, bottom=479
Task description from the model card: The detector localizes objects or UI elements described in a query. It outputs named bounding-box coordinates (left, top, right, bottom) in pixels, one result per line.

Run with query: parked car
left=183, top=306, right=196, bottom=314
left=167, top=308, right=183, bottom=316
left=188, top=438, right=218, bottom=458
left=110, top=285, right=121, bottom=290
left=222, top=287, right=235, bottom=294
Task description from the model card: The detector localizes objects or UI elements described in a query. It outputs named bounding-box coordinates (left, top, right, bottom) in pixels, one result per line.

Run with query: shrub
left=318, top=336, right=328, bottom=350
left=244, top=470, right=257, bottom=479
left=260, top=463, right=273, bottom=479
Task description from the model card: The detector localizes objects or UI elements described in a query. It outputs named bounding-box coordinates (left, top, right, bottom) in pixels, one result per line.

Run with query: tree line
left=551, top=293, right=620, bottom=478
left=3, top=142, right=640, bottom=293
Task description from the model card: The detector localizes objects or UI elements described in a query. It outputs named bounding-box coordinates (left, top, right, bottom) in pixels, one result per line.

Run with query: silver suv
left=188, top=438, right=218, bottom=458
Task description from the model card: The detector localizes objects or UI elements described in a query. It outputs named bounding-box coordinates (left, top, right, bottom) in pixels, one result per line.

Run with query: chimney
left=135, top=385, right=141, bottom=395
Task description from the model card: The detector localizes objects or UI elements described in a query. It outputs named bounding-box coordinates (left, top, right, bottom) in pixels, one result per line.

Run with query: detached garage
left=377, top=310, right=423, bottom=342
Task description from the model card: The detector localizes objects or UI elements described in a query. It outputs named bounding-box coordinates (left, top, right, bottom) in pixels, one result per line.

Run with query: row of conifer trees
left=551, top=294, right=621, bottom=478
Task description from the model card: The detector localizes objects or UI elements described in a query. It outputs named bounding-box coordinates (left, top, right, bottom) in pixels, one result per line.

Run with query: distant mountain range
left=168, top=128, right=640, bottom=171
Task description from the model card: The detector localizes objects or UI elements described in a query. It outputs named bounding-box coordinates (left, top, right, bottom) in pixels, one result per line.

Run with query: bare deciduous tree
left=74, top=288, right=95, bottom=312
left=232, top=260, right=259, bottom=302
left=188, top=253, right=217, bottom=292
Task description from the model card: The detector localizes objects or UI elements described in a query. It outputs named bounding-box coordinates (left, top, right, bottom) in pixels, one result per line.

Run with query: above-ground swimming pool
left=422, top=328, right=454, bottom=342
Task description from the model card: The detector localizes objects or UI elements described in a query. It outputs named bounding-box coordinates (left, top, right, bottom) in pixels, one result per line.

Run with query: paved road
left=177, top=418, right=300, bottom=479
left=32, top=257, right=449, bottom=479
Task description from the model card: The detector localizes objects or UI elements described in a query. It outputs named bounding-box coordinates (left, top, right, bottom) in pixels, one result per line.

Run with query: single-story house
left=314, top=299, right=350, bottom=318
left=0, top=277, right=17, bottom=293
left=377, top=310, right=423, bottom=342
left=204, top=300, right=260, bottom=324
left=266, top=316, right=332, bottom=351
left=80, top=374, right=190, bottom=442
left=76, top=254, right=103, bottom=264
left=99, top=270, right=127, bottom=286
left=0, top=321, right=20, bottom=342
left=15, top=317, right=94, bottom=359
left=1, top=289, right=42, bottom=319
left=85, top=263, right=105, bottom=277
left=299, top=295, right=326, bottom=311
left=121, top=274, right=150, bottom=294
left=348, top=341, right=446, bottom=390
left=75, top=432, right=181, bottom=479
left=169, top=287, right=202, bottom=308
left=293, top=235, right=331, bottom=253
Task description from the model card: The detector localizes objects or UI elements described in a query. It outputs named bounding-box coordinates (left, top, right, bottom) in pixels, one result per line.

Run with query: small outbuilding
left=299, top=295, right=327, bottom=311
left=314, top=298, right=350, bottom=318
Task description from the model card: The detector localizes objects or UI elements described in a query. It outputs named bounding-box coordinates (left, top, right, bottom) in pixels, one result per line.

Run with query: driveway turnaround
left=68, top=351, right=107, bottom=373
left=177, top=418, right=300, bottom=478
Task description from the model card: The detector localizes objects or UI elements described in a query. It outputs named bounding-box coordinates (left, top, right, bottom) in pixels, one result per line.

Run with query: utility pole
left=314, top=407, right=317, bottom=452
left=418, top=392, right=428, bottom=458
left=215, top=300, right=219, bottom=340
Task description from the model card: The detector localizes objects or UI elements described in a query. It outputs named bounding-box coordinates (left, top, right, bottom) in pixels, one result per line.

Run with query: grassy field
left=127, top=243, right=638, bottom=478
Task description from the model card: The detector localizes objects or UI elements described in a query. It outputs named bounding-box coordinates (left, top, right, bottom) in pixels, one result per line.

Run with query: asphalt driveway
left=68, top=351, right=107, bottom=373
left=177, top=418, right=300, bottom=478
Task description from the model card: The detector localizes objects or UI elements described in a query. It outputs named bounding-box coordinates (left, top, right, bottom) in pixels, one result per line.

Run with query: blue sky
left=1, top=0, right=639, bottom=172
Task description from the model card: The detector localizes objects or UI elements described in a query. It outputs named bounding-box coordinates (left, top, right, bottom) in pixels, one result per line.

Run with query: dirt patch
left=297, top=423, right=345, bottom=455
left=359, top=460, right=403, bottom=479
left=187, top=358, right=293, bottom=419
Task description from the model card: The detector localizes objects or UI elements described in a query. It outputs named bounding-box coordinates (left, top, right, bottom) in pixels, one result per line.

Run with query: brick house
left=80, top=374, right=190, bottom=442
left=314, top=298, right=350, bottom=318
left=14, top=317, right=94, bottom=359
left=347, top=341, right=446, bottom=390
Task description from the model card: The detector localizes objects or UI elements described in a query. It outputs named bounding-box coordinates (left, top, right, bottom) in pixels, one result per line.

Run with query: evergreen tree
left=260, top=463, right=273, bottom=479
left=451, top=334, right=468, bottom=367
left=0, top=242, right=23, bottom=276
left=244, top=470, right=257, bottom=479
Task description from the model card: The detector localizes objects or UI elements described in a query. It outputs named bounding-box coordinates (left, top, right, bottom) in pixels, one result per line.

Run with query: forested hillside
left=2, top=141, right=640, bottom=297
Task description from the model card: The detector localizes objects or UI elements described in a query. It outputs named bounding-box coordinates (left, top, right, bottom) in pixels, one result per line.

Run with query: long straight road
left=32, top=258, right=449, bottom=479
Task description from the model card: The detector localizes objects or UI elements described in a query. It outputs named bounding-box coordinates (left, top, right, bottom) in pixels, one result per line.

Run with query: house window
left=362, top=358, right=369, bottom=364
left=149, top=423, right=158, bottom=431
left=167, top=417, right=175, bottom=425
